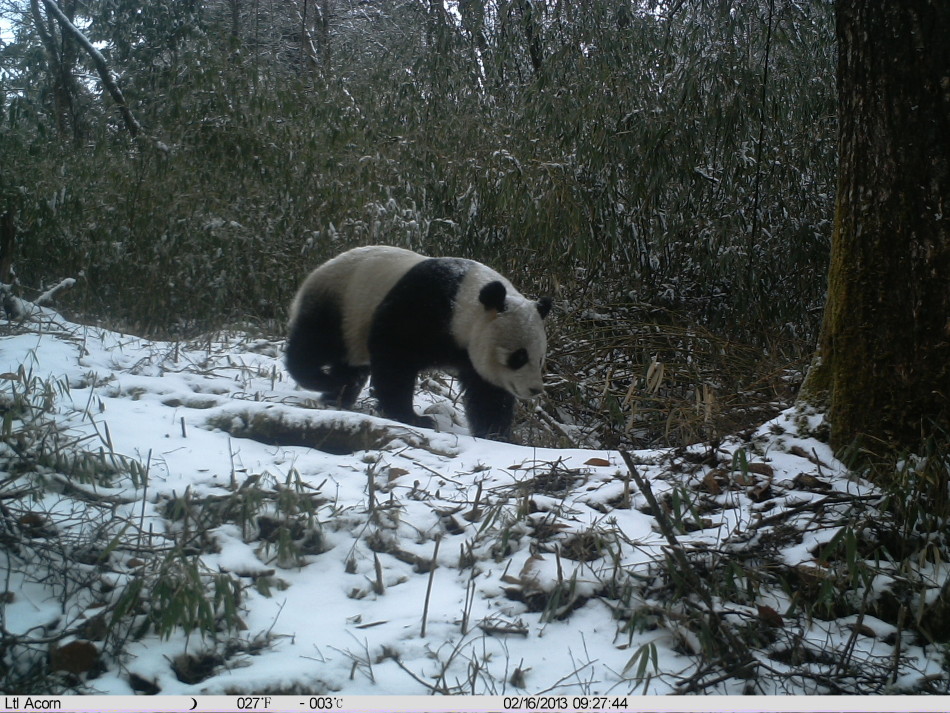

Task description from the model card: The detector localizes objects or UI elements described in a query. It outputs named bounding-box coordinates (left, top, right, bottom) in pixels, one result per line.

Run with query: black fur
left=537, top=296, right=553, bottom=319
left=506, top=348, right=529, bottom=370
left=458, top=364, right=516, bottom=440
left=368, top=259, right=514, bottom=439
left=478, top=281, right=508, bottom=312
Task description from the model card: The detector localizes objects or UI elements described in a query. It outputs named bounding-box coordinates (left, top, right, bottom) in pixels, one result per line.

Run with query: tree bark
left=30, top=0, right=81, bottom=141
left=516, top=0, right=543, bottom=78
left=801, top=1, right=950, bottom=459
left=0, top=210, right=15, bottom=284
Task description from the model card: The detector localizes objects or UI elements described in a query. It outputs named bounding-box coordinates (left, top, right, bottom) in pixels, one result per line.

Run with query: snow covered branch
left=35, top=277, right=76, bottom=306
left=38, top=0, right=142, bottom=138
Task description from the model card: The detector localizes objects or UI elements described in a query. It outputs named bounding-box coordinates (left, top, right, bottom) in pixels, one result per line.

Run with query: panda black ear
left=479, top=281, right=507, bottom=313
left=537, top=296, right=553, bottom=319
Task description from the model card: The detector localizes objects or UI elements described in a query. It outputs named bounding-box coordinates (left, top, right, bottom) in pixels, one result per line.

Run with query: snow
left=1, top=305, right=947, bottom=697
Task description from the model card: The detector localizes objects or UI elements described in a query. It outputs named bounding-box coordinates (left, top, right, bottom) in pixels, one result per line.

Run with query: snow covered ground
left=1, top=304, right=946, bottom=697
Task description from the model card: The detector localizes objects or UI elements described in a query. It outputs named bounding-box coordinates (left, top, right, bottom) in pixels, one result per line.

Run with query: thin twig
left=420, top=535, right=442, bottom=637
left=391, top=656, right=442, bottom=693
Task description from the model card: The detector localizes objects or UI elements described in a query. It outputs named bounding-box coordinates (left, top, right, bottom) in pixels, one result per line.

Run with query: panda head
left=469, top=280, right=552, bottom=400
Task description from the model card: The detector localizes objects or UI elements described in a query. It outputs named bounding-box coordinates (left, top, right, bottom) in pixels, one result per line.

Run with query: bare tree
left=38, top=0, right=141, bottom=137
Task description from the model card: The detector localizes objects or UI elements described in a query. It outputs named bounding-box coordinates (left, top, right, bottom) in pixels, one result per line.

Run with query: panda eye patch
left=506, top=348, right=529, bottom=370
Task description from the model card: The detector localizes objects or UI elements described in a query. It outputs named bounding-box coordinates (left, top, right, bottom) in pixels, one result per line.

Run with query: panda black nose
left=529, top=387, right=543, bottom=397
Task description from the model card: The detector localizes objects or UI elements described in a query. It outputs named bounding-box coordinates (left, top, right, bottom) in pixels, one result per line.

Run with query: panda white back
left=290, top=245, right=426, bottom=365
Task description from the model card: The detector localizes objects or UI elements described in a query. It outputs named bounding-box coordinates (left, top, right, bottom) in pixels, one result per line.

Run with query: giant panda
left=285, top=245, right=552, bottom=440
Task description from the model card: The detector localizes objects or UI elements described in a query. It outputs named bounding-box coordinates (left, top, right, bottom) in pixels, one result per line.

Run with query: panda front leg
left=370, top=361, right=436, bottom=430
left=460, top=372, right=516, bottom=441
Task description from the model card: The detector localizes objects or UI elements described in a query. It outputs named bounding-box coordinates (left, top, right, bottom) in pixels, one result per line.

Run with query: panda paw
left=408, top=414, right=437, bottom=431
left=377, top=406, right=436, bottom=431
left=319, top=392, right=350, bottom=409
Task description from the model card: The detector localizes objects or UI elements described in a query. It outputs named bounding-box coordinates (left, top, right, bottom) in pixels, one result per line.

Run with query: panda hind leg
left=286, top=304, right=367, bottom=407
left=460, top=373, right=515, bottom=441
left=329, top=364, right=369, bottom=409
left=290, top=359, right=365, bottom=408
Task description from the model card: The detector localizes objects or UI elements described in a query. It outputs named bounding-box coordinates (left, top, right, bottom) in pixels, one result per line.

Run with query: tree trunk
left=319, top=0, right=331, bottom=73
left=0, top=210, right=15, bottom=284
left=30, top=0, right=81, bottom=141
left=229, top=0, right=241, bottom=42
left=516, top=0, right=543, bottom=78
left=801, top=2, right=950, bottom=459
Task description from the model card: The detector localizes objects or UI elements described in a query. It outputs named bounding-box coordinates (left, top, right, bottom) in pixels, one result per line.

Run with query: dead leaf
left=584, top=457, right=611, bottom=467
left=747, top=483, right=773, bottom=503
left=757, top=604, right=785, bottom=628
left=789, top=445, right=829, bottom=468
left=50, top=640, right=100, bottom=675
left=846, top=622, right=877, bottom=638
left=793, top=564, right=835, bottom=597
left=702, top=470, right=723, bottom=495
left=18, top=512, right=46, bottom=529
left=18, top=512, right=53, bottom=538
left=746, top=462, right=774, bottom=477
left=388, top=467, right=410, bottom=480
left=735, top=473, right=754, bottom=486
left=793, top=473, right=832, bottom=491
left=519, top=554, right=545, bottom=579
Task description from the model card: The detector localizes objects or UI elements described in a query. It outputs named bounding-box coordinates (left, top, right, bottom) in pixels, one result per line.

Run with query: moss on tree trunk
left=800, top=1, right=950, bottom=459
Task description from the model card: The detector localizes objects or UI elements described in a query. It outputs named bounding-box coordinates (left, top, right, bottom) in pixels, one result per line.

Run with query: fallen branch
left=35, top=277, right=76, bottom=306
left=744, top=492, right=879, bottom=534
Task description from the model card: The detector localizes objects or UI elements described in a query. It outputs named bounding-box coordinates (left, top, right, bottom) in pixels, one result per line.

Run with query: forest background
left=0, top=0, right=836, bottom=449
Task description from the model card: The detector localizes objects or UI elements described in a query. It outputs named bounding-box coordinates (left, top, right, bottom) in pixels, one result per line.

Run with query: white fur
left=451, top=263, right=547, bottom=400
left=290, top=246, right=425, bottom=364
